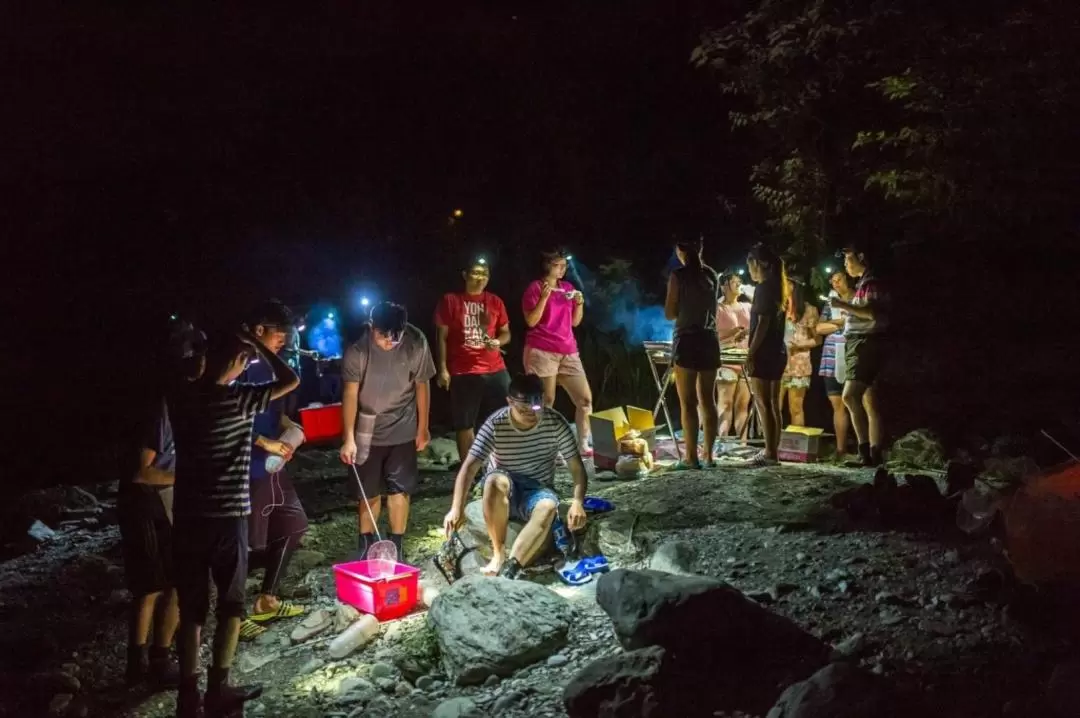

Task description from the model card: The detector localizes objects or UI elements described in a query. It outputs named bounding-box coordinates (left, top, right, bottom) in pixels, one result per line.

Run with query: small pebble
left=370, top=662, right=395, bottom=679
left=546, top=654, right=569, bottom=667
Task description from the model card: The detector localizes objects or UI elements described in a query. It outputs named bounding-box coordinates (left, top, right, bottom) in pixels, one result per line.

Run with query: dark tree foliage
left=694, top=0, right=1080, bottom=253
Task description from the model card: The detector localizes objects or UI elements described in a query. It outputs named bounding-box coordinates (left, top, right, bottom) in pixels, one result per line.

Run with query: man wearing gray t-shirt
left=340, top=302, right=436, bottom=560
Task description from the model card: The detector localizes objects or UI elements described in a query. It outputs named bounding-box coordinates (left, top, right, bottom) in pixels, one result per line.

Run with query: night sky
left=8, top=3, right=748, bottom=482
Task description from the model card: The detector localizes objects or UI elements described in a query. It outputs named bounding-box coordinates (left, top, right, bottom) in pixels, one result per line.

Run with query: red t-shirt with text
left=434, top=292, right=509, bottom=375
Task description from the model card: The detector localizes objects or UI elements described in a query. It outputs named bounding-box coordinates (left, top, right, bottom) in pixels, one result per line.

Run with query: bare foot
left=482, top=555, right=504, bottom=576
left=253, top=595, right=279, bottom=614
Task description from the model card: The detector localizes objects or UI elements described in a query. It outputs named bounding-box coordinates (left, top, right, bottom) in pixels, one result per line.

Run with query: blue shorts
left=484, top=470, right=559, bottom=522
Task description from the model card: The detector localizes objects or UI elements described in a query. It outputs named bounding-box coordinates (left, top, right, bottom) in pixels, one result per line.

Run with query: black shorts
left=672, top=330, right=720, bottom=371
left=173, top=516, right=248, bottom=622
left=823, top=375, right=844, bottom=396
left=249, top=470, right=309, bottom=552
left=845, top=333, right=888, bottom=385
left=449, top=370, right=511, bottom=431
left=352, top=442, right=419, bottom=499
left=118, top=484, right=174, bottom=595
left=748, top=345, right=787, bottom=381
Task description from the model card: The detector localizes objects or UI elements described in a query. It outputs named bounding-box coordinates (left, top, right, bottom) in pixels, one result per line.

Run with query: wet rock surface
left=0, top=444, right=1074, bottom=717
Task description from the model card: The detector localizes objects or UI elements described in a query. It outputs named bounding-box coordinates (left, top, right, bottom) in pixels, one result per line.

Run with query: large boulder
left=563, top=646, right=667, bottom=718
left=428, top=575, right=573, bottom=684
left=463, top=500, right=522, bottom=552
left=582, top=511, right=648, bottom=561
left=595, top=570, right=830, bottom=712
left=646, top=540, right=697, bottom=575
left=766, top=662, right=895, bottom=718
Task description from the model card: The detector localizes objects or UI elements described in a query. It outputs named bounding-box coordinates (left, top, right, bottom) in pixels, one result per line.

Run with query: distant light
left=297, top=324, right=306, bottom=332
left=737, top=269, right=745, bottom=276
left=453, top=209, right=463, bottom=218
left=360, top=297, right=370, bottom=307
left=565, top=254, right=574, bottom=261
left=169, top=314, right=178, bottom=321
left=477, top=257, right=487, bottom=265
left=824, top=265, right=834, bottom=273
left=327, top=312, right=335, bottom=320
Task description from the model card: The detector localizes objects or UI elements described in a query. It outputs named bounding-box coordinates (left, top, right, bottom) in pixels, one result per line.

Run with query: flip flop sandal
left=702, top=460, right=717, bottom=469
left=249, top=600, right=306, bottom=624
left=673, top=460, right=702, bottom=471
left=557, top=561, right=594, bottom=586
left=238, top=619, right=268, bottom=642
left=582, top=496, right=615, bottom=514
left=579, top=555, right=610, bottom=574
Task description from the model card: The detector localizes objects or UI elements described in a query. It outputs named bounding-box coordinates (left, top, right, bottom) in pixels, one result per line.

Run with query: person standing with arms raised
left=168, top=328, right=299, bottom=718
left=434, top=258, right=512, bottom=466
left=522, top=249, right=593, bottom=457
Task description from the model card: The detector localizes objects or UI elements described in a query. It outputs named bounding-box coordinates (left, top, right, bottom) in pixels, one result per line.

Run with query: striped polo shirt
left=170, top=381, right=274, bottom=519
left=469, top=407, right=580, bottom=488
left=818, top=303, right=846, bottom=378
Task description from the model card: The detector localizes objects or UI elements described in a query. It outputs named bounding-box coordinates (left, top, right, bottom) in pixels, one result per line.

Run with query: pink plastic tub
left=333, top=560, right=422, bottom=621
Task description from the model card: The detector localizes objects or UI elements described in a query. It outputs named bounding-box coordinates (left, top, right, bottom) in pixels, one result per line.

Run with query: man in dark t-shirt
left=119, top=397, right=181, bottom=688
left=236, top=301, right=310, bottom=639
left=169, top=329, right=298, bottom=718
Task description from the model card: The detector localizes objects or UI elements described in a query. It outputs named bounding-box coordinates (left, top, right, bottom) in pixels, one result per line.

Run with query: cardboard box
left=589, top=406, right=658, bottom=471
left=778, top=426, right=826, bottom=463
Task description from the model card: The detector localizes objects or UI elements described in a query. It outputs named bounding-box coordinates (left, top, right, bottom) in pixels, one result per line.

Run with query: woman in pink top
left=522, top=250, right=593, bottom=454
left=714, top=271, right=752, bottom=442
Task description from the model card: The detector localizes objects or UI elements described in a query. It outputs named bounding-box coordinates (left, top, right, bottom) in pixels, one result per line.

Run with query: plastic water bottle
left=328, top=613, right=380, bottom=659
left=355, top=412, right=377, bottom=465
left=265, top=425, right=306, bottom=474
left=552, top=516, right=574, bottom=558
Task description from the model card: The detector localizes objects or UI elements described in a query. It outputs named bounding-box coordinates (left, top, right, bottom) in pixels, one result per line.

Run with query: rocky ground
left=1, top=435, right=1077, bottom=717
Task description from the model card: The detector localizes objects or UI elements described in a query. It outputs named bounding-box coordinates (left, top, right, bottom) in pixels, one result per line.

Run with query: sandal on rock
left=744, top=450, right=780, bottom=468
left=557, top=560, right=594, bottom=586
left=582, top=496, right=615, bottom=514
left=249, top=600, right=305, bottom=624
left=579, top=555, right=610, bottom=574
left=238, top=619, right=268, bottom=642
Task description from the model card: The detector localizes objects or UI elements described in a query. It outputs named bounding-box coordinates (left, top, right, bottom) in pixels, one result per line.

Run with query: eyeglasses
left=509, top=398, right=543, bottom=412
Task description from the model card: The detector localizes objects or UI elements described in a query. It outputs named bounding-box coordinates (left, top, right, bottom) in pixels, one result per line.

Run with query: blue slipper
left=557, top=560, right=594, bottom=586
left=579, top=555, right=610, bottom=574
left=582, top=496, right=615, bottom=514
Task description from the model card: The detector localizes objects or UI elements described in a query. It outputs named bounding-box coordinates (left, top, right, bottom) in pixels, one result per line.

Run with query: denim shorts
left=484, top=470, right=559, bottom=522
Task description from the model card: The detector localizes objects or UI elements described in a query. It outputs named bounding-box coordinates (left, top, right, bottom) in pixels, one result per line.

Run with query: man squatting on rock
left=339, top=301, right=436, bottom=560
left=118, top=319, right=204, bottom=688
left=168, top=327, right=299, bottom=717
left=443, top=373, right=588, bottom=579
left=236, top=300, right=310, bottom=641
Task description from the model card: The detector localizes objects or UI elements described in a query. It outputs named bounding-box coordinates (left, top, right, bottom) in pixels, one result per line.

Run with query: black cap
left=166, top=317, right=207, bottom=361
left=246, top=299, right=297, bottom=330
left=508, top=374, right=545, bottom=407
left=370, top=301, right=408, bottom=338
